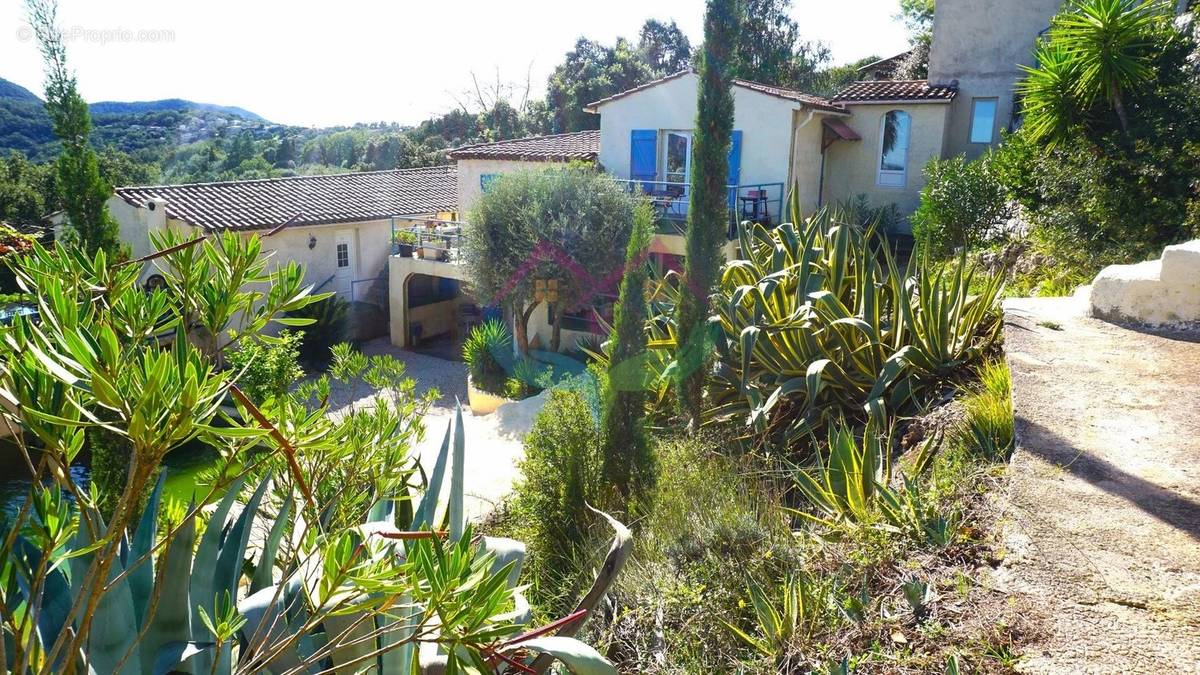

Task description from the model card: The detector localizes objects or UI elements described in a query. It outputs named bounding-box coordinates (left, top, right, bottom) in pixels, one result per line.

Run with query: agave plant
left=707, top=191, right=1003, bottom=450
left=2, top=405, right=630, bottom=674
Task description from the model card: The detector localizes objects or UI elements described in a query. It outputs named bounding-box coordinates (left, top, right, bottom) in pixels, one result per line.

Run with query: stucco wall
left=256, top=218, right=394, bottom=298
left=387, top=256, right=470, bottom=347
left=457, top=158, right=569, bottom=215
left=821, top=102, right=951, bottom=227
left=929, top=0, right=1065, bottom=159
left=594, top=72, right=806, bottom=193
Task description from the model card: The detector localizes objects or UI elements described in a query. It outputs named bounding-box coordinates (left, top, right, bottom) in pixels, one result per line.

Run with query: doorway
left=333, top=230, right=355, bottom=296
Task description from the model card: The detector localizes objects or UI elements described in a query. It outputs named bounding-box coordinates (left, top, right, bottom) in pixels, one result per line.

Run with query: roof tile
left=832, top=80, right=958, bottom=103
left=114, top=165, right=457, bottom=232
left=447, top=130, right=600, bottom=162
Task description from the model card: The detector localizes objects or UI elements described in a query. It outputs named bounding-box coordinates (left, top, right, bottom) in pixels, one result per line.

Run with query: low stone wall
left=1089, top=239, right=1200, bottom=325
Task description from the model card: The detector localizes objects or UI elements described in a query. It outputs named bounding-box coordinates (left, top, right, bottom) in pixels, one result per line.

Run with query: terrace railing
left=614, top=180, right=785, bottom=238
left=391, top=219, right=465, bottom=263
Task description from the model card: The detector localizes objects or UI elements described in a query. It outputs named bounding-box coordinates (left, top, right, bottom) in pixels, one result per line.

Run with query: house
left=104, top=166, right=457, bottom=315
left=385, top=69, right=959, bottom=353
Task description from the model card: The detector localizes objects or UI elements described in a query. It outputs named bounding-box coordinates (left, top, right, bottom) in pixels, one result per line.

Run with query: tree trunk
left=551, top=305, right=563, bottom=352
left=515, top=301, right=538, bottom=356
left=1111, top=86, right=1130, bottom=135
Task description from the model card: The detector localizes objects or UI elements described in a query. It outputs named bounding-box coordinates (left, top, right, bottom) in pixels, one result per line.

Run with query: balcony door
left=662, top=131, right=692, bottom=184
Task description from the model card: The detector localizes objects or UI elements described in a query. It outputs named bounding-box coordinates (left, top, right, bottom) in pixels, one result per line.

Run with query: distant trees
left=547, top=37, right=656, bottom=132
left=895, top=0, right=935, bottom=79
left=677, top=0, right=740, bottom=429
left=25, top=0, right=121, bottom=256
left=0, top=151, right=56, bottom=227
left=639, top=19, right=694, bottom=73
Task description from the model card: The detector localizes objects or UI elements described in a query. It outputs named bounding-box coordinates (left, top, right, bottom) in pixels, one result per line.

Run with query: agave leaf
left=411, top=418, right=451, bottom=531
left=448, top=402, right=466, bottom=542
left=151, top=641, right=214, bottom=675
left=189, top=476, right=246, bottom=674
left=509, top=636, right=617, bottom=675
left=129, top=471, right=168, bottom=627
left=140, top=502, right=196, bottom=675
left=250, top=487, right=293, bottom=594
left=238, top=579, right=311, bottom=673
left=68, top=511, right=140, bottom=674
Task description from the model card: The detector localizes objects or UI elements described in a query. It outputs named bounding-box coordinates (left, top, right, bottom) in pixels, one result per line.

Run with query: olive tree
left=463, top=165, right=637, bottom=354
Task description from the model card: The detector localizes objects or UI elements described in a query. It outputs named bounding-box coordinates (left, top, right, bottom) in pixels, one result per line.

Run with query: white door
left=333, top=230, right=355, bottom=297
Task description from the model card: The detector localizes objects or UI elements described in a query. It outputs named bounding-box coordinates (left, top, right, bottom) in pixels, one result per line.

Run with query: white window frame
left=659, top=130, right=693, bottom=185
left=969, top=97, right=999, bottom=144
left=876, top=110, right=911, bottom=189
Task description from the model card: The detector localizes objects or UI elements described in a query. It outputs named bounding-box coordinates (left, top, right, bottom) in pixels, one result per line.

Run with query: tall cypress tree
left=601, top=200, right=656, bottom=508
left=26, top=0, right=122, bottom=257
left=676, top=0, right=740, bottom=428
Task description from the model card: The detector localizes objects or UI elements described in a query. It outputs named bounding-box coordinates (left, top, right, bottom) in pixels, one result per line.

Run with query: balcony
left=391, top=219, right=464, bottom=264
left=615, top=180, right=784, bottom=238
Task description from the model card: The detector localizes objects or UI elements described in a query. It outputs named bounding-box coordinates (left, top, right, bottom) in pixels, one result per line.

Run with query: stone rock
left=1089, top=239, right=1200, bottom=325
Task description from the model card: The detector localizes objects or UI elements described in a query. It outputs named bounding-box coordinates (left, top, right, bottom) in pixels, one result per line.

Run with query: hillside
left=0, top=76, right=274, bottom=162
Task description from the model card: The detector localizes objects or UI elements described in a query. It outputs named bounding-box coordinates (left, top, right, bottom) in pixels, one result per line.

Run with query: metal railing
left=615, top=179, right=785, bottom=237
left=390, top=218, right=465, bottom=263
left=350, top=274, right=388, bottom=309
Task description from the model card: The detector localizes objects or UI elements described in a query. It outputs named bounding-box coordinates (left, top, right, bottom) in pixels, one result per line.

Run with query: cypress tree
left=601, top=200, right=656, bottom=507
left=676, top=0, right=740, bottom=428
left=26, top=0, right=122, bottom=257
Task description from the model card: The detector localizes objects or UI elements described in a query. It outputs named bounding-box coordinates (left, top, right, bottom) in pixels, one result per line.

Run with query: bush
left=911, top=154, right=1012, bottom=259
left=225, top=330, right=304, bottom=403
left=462, top=318, right=512, bottom=395
left=287, top=295, right=349, bottom=368
left=509, top=389, right=603, bottom=614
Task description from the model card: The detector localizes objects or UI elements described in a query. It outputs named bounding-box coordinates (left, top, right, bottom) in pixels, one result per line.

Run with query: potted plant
left=462, top=319, right=513, bottom=414
left=394, top=229, right=418, bottom=257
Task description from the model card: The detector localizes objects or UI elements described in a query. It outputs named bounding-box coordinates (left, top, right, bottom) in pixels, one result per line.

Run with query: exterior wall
left=821, top=102, right=951, bottom=227
left=258, top=218, right=393, bottom=298
left=106, top=195, right=168, bottom=263
left=595, top=71, right=803, bottom=191
left=787, top=110, right=832, bottom=212
left=929, top=0, right=1065, bottom=159
left=456, top=158, right=568, bottom=214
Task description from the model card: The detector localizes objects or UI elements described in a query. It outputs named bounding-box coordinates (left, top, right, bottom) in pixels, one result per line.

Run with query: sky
left=1, top=0, right=911, bottom=128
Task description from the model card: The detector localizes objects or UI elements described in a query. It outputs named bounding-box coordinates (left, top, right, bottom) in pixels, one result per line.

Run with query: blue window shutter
left=480, top=173, right=498, bottom=192
left=630, top=129, right=658, bottom=189
left=727, top=130, right=743, bottom=186
left=727, top=130, right=743, bottom=210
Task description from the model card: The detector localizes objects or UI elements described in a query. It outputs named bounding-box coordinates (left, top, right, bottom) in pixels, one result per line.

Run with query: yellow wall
left=820, top=102, right=951, bottom=229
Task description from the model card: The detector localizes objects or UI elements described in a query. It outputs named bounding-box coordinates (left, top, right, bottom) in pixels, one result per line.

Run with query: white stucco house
left=106, top=166, right=457, bottom=312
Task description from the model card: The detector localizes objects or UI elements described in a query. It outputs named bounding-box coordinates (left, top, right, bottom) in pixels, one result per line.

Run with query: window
left=662, top=131, right=692, bottom=184
left=336, top=242, right=349, bottom=268
left=480, top=173, right=498, bottom=192
left=970, top=98, right=998, bottom=144
left=877, top=110, right=911, bottom=188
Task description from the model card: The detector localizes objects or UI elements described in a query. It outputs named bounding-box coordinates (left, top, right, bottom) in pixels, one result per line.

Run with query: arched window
left=877, top=110, right=911, bottom=188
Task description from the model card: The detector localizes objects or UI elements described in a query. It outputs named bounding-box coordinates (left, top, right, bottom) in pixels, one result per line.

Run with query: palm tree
left=1017, top=42, right=1082, bottom=146
left=1047, top=0, right=1171, bottom=133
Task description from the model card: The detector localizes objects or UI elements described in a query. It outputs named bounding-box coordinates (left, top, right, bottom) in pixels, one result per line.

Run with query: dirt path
left=997, top=295, right=1200, bottom=673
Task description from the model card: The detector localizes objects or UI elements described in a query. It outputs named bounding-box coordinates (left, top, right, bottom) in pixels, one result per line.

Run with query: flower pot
left=397, top=243, right=414, bottom=257
left=467, top=375, right=510, bottom=416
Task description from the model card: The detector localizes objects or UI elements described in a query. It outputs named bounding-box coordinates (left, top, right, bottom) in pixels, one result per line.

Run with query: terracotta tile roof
left=447, top=130, right=599, bottom=162
left=731, top=78, right=847, bottom=114
left=583, top=69, right=848, bottom=114
left=832, top=80, right=958, bottom=103
left=114, top=165, right=457, bottom=232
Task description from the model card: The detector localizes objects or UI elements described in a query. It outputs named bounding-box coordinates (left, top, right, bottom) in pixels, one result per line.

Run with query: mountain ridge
left=0, top=76, right=268, bottom=123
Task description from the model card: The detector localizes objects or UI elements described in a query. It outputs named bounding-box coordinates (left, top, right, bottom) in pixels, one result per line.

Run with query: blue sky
left=1, top=0, right=911, bottom=127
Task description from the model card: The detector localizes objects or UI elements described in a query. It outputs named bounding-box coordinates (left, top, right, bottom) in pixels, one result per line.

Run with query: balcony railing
left=391, top=219, right=464, bottom=263
left=615, top=180, right=785, bottom=237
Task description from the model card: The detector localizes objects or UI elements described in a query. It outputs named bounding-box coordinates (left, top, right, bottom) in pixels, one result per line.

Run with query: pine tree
left=675, top=0, right=740, bottom=428
left=25, top=0, right=121, bottom=257
left=601, top=200, right=656, bottom=508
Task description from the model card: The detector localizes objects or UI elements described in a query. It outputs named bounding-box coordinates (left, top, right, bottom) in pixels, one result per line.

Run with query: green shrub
left=225, top=330, right=304, bottom=403
left=911, top=154, right=1012, bottom=260
left=510, top=388, right=603, bottom=614
left=955, top=359, right=1014, bottom=460
left=287, top=295, right=349, bottom=368
left=462, top=318, right=512, bottom=395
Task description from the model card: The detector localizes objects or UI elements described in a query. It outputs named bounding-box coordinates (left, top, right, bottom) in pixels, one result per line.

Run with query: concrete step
left=1089, top=239, right=1200, bottom=325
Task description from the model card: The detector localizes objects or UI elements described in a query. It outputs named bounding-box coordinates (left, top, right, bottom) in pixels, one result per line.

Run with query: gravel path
left=333, top=338, right=543, bottom=520
left=996, top=295, right=1200, bottom=673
